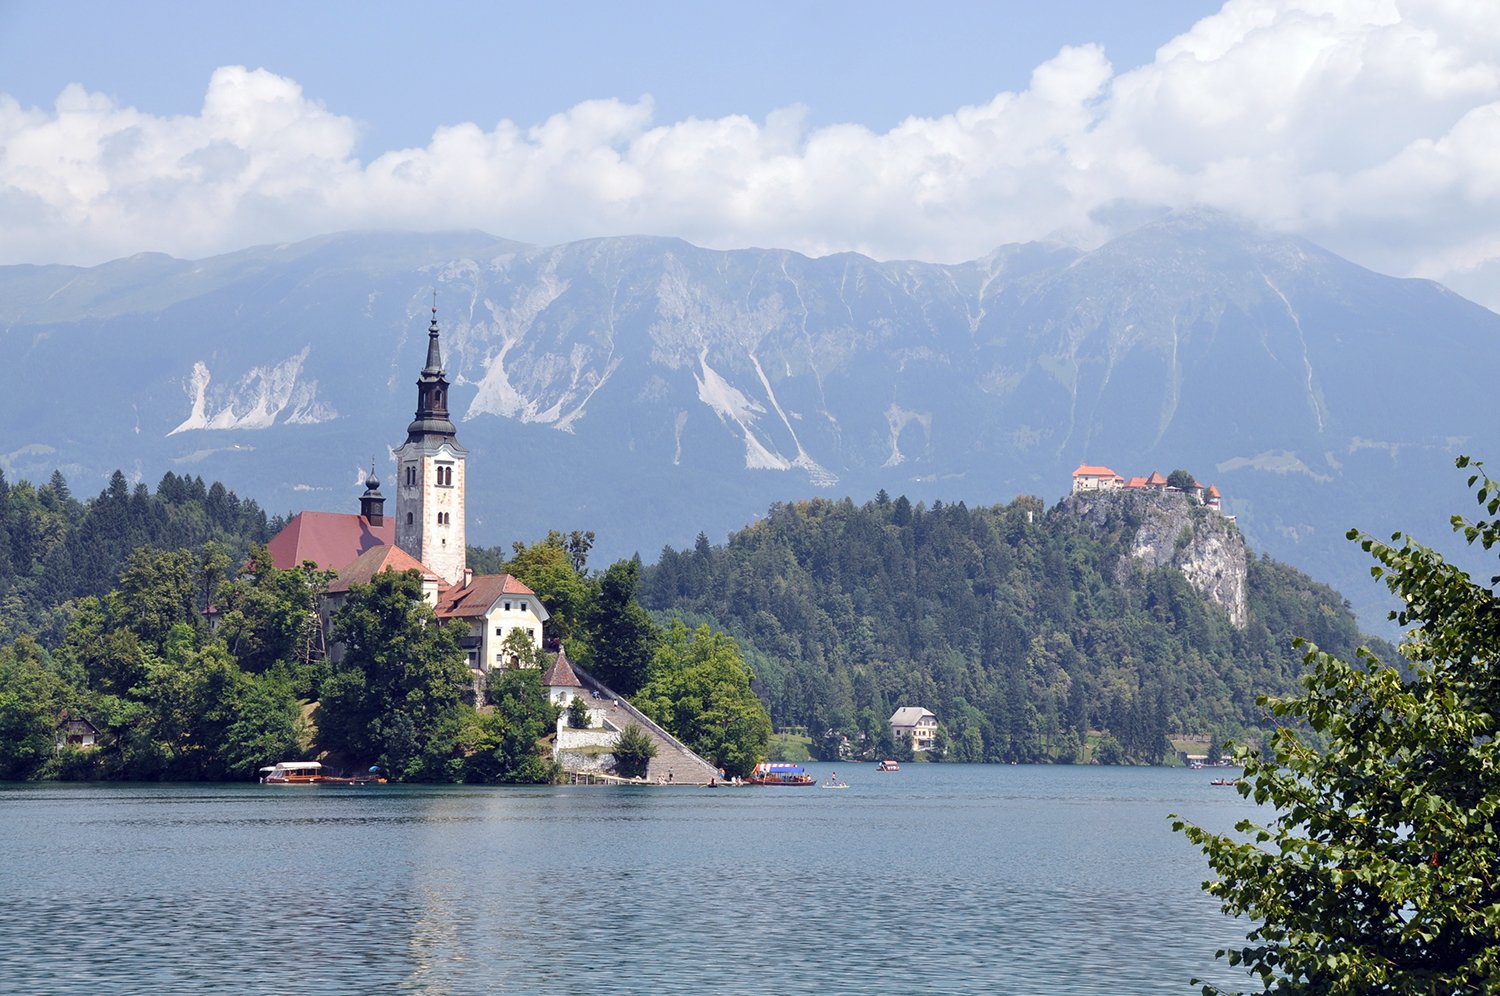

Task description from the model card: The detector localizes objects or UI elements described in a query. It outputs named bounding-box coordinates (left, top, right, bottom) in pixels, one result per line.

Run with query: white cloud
left=2, top=1, right=1499, bottom=307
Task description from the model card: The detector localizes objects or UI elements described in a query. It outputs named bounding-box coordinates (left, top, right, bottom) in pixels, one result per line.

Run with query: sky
left=2, top=0, right=1499, bottom=309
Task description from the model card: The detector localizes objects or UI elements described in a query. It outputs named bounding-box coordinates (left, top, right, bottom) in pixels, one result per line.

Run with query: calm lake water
left=0, top=764, right=1257, bottom=994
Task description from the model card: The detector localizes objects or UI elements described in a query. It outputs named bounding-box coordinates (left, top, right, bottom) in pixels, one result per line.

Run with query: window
left=406, top=512, right=413, bottom=525
left=405, top=465, right=417, bottom=487
left=435, top=465, right=453, bottom=487
left=495, top=627, right=503, bottom=636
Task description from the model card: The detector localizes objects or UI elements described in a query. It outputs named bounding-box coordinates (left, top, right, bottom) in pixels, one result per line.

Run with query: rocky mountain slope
left=2, top=212, right=1494, bottom=628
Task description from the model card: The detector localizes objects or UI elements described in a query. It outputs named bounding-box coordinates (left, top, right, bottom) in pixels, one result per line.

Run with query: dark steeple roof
left=406, top=302, right=458, bottom=443
left=359, top=459, right=385, bottom=525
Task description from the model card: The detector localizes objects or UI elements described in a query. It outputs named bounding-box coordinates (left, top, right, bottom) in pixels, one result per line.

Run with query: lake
left=0, top=764, right=1257, bottom=994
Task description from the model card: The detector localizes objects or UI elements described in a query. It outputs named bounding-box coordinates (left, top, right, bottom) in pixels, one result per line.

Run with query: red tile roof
left=327, top=544, right=440, bottom=593
left=1207, top=484, right=1222, bottom=498
left=1124, top=476, right=1148, bottom=489
left=1146, top=471, right=1169, bottom=486
left=435, top=573, right=538, bottom=619
left=542, top=648, right=582, bottom=688
left=266, top=511, right=394, bottom=574
left=1072, top=463, right=1121, bottom=478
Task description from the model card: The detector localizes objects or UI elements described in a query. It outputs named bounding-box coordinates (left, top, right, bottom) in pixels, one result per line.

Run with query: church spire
left=423, top=294, right=443, bottom=375
left=406, top=298, right=457, bottom=443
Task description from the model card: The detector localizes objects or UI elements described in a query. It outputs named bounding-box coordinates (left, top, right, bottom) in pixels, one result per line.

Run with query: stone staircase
left=569, top=664, right=721, bottom=785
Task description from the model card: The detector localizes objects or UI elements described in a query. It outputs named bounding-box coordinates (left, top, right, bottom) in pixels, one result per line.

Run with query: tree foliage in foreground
left=1174, top=456, right=1500, bottom=994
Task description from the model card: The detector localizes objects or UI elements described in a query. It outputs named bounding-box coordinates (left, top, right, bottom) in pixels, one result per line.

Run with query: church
left=265, top=305, right=554, bottom=678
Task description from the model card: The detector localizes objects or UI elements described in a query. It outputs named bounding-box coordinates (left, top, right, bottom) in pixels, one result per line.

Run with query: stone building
left=266, top=305, right=545, bottom=681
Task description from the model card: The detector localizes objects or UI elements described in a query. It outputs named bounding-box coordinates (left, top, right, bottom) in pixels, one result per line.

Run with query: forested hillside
left=0, top=469, right=276, bottom=645
left=640, top=491, right=1377, bottom=763
left=0, top=471, right=766, bottom=784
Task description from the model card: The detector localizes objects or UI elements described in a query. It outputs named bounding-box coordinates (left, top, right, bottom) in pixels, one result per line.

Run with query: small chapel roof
left=266, top=511, right=394, bottom=574
left=327, top=544, right=440, bottom=593
left=541, top=648, right=582, bottom=689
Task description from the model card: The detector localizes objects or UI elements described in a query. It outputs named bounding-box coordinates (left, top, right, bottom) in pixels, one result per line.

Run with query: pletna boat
left=877, top=759, right=900, bottom=772
left=259, top=761, right=387, bottom=785
left=746, top=762, right=815, bottom=786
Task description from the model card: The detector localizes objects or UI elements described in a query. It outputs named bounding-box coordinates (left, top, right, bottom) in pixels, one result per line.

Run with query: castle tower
left=393, top=304, right=467, bottom=585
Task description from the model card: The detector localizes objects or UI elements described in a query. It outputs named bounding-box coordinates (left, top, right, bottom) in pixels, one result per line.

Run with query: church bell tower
left=393, top=304, right=467, bottom=585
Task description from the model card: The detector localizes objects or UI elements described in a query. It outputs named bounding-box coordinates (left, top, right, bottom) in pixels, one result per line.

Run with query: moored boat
left=746, top=762, right=815, bottom=786
left=260, top=761, right=387, bottom=785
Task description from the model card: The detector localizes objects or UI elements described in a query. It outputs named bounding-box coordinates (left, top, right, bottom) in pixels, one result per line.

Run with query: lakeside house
left=889, top=707, right=939, bottom=752
left=56, top=711, right=99, bottom=750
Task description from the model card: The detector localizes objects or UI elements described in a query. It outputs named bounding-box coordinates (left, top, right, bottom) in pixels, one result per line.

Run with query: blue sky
left=2, top=1, right=1499, bottom=309
left=1, top=2, right=1217, bottom=152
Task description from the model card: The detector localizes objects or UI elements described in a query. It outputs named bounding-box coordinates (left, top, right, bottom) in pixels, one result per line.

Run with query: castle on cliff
left=1070, top=464, right=1223, bottom=514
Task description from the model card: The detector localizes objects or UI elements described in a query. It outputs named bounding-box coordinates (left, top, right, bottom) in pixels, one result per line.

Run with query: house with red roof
left=435, top=572, right=549, bottom=672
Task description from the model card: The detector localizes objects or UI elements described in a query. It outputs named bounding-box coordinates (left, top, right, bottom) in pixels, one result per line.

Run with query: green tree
left=107, top=547, right=204, bottom=649
left=498, top=626, right=552, bottom=670
left=584, top=559, right=660, bottom=694
left=464, top=669, right=561, bottom=784
left=506, top=532, right=596, bottom=646
left=635, top=621, right=771, bottom=778
left=214, top=545, right=331, bottom=686
left=1167, top=468, right=1197, bottom=491
left=1174, top=456, right=1500, bottom=994
left=612, top=722, right=657, bottom=779
left=318, top=570, right=473, bottom=781
left=567, top=695, right=591, bottom=729
left=0, top=637, right=72, bottom=780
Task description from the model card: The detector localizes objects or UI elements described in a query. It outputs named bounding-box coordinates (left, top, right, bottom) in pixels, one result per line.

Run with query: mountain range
left=3, top=211, right=1495, bottom=630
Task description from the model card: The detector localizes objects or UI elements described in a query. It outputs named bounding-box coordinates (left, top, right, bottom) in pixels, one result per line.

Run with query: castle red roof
left=1072, top=463, right=1121, bottom=479
left=541, top=648, right=582, bottom=688
left=1146, top=471, right=1169, bottom=486
left=1124, top=476, right=1148, bottom=489
left=327, top=544, right=440, bottom=593
left=266, top=511, right=394, bottom=574
left=435, top=573, right=540, bottom=619
left=1207, top=484, right=1222, bottom=498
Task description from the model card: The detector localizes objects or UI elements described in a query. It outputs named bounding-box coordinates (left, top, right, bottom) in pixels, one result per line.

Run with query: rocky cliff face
left=1063, top=489, right=1249, bottom=629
